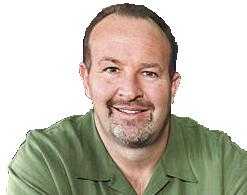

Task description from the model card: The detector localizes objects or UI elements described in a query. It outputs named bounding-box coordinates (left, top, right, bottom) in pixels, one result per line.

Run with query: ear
left=170, top=72, right=181, bottom=104
left=79, top=63, right=92, bottom=99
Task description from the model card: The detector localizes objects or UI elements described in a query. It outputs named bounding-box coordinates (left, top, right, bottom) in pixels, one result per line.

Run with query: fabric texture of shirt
left=7, top=110, right=247, bottom=195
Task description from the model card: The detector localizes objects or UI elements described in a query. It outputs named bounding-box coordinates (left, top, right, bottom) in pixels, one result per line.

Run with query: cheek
left=144, top=82, right=171, bottom=106
left=89, top=77, right=116, bottom=102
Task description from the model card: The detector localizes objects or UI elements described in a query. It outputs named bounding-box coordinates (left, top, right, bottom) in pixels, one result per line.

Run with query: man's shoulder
left=26, top=111, right=92, bottom=142
left=172, top=114, right=247, bottom=162
left=10, top=111, right=93, bottom=167
left=8, top=112, right=94, bottom=194
left=172, top=114, right=232, bottom=143
left=172, top=115, right=247, bottom=193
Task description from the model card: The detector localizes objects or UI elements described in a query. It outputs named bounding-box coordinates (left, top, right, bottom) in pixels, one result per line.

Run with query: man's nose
left=117, top=75, right=143, bottom=100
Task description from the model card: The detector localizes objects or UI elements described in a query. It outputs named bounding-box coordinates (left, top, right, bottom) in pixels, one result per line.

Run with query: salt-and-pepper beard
left=109, top=112, right=155, bottom=148
left=107, top=98, right=168, bottom=148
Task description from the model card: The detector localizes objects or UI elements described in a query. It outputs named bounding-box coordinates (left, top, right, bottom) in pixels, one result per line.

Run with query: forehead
left=89, top=14, right=171, bottom=65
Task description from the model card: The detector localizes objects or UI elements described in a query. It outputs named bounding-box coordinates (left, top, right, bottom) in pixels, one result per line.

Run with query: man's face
left=81, top=15, right=180, bottom=148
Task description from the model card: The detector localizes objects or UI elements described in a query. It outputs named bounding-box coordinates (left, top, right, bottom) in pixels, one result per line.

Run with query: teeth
left=118, top=109, right=141, bottom=114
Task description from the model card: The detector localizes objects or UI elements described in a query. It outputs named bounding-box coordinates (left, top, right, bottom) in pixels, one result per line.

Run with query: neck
left=95, top=115, right=170, bottom=194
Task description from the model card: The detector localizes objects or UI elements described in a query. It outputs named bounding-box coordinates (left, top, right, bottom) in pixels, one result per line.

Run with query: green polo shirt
left=8, top=110, right=247, bottom=194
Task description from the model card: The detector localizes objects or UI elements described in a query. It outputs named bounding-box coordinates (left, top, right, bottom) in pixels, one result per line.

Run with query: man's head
left=80, top=3, right=180, bottom=148
left=83, top=3, right=178, bottom=76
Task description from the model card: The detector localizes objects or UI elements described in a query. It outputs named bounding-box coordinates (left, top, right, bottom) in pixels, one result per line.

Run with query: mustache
left=107, top=99, right=155, bottom=109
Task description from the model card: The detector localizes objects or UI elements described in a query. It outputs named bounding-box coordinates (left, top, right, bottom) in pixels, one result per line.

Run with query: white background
left=1, top=0, right=247, bottom=193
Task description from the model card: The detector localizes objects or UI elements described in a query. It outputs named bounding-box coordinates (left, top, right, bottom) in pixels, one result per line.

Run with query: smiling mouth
left=111, top=106, right=149, bottom=115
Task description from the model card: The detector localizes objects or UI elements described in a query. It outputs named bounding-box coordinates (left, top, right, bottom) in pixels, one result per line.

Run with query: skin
left=80, top=14, right=181, bottom=194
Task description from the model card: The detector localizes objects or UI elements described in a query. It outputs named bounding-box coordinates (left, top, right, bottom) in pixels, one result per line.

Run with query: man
left=7, top=3, right=247, bottom=195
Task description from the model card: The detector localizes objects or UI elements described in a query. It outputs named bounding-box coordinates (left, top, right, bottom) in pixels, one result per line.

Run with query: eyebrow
left=140, top=63, right=163, bottom=71
left=99, top=56, right=122, bottom=65
left=99, top=56, right=164, bottom=71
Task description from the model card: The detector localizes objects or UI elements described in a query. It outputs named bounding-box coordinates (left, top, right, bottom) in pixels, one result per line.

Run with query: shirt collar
left=76, top=111, right=198, bottom=183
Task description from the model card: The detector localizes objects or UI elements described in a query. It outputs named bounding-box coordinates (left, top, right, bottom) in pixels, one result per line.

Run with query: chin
left=110, top=121, right=160, bottom=148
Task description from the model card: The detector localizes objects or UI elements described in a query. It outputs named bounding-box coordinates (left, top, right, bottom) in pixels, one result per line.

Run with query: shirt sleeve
left=222, top=134, right=247, bottom=195
left=7, top=131, right=58, bottom=195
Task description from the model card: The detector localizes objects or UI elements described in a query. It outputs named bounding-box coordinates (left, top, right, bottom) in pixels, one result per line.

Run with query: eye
left=102, top=66, right=120, bottom=74
left=142, top=71, right=159, bottom=79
